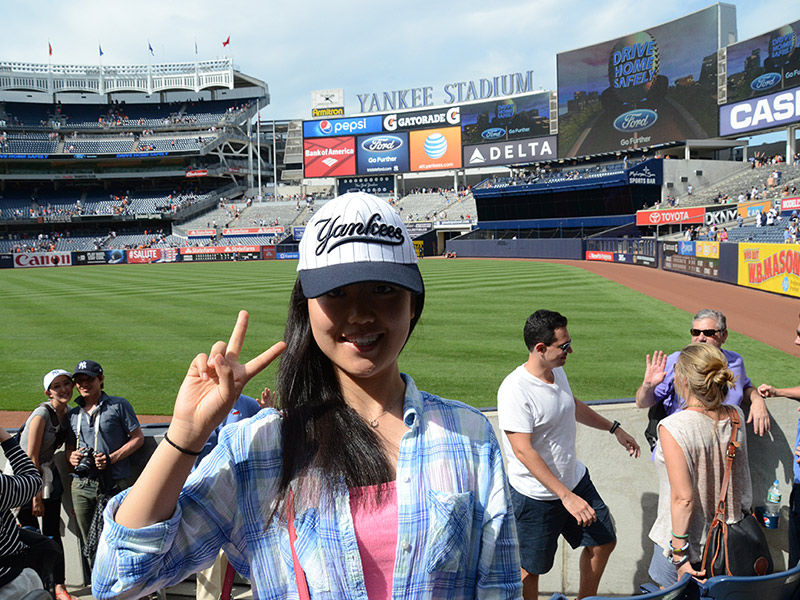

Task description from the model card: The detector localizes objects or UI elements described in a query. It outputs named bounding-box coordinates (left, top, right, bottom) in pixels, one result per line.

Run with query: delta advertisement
left=738, top=243, right=800, bottom=298
left=725, top=20, right=800, bottom=104
left=662, top=240, right=719, bottom=279
left=556, top=5, right=723, bottom=157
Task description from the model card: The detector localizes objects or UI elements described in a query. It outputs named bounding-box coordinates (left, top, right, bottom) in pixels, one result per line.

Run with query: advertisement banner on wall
left=782, top=197, right=800, bottom=211
left=0, top=254, right=14, bottom=269
left=725, top=20, right=800, bottom=105
left=304, top=136, right=356, bottom=178
left=462, top=135, right=557, bottom=167
left=720, top=87, right=800, bottom=136
left=356, top=132, right=409, bottom=174
left=636, top=207, right=705, bottom=226
left=627, top=159, right=663, bottom=185
left=262, top=246, right=276, bottom=260
left=585, top=249, right=657, bottom=267
left=663, top=240, right=719, bottom=278
left=126, top=248, right=180, bottom=263
left=738, top=200, right=771, bottom=218
left=409, top=127, right=462, bottom=171
left=188, top=229, right=217, bottom=237
left=460, top=93, right=550, bottom=146
left=302, top=116, right=382, bottom=138
left=13, top=252, right=72, bottom=268
left=179, top=246, right=261, bottom=261
left=222, top=227, right=284, bottom=236
left=738, top=243, right=800, bottom=298
left=382, top=107, right=461, bottom=132
left=337, top=176, right=394, bottom=196
left=74, top=250, right=127, bottom=265
left=557, top=5, right=724, bottom=157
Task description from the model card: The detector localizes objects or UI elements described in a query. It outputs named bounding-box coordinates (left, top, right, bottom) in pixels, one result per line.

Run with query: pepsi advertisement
left=556, top=5, right=729, bottom=157
left=303, top=116, right=383, bottom=138
left=725, top=20, right=800, bottom=104
left=460, top=92, right=550, bottom=146
left=356, top=133, right=409, bottom=174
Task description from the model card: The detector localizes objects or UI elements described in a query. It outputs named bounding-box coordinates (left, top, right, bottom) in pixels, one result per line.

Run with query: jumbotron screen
left=726, top=20, right=800, bottom=104
left=556, top=5, right=724, bottom=157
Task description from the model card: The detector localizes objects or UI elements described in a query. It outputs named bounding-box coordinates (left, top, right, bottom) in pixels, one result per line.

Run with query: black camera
left=74, top=448, right=95, bottom=477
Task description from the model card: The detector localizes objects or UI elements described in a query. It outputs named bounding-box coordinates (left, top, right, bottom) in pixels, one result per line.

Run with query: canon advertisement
left=557, top=5, right=728, bottom=157
left=13, top=252, right=72, bottom=268
left=356, top=133, right=409, bottom=174
left=725, top=20, right=800, bottom=105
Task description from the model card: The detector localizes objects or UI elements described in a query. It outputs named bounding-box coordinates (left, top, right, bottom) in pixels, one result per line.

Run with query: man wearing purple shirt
left=636, top=309, right=770, bottom=438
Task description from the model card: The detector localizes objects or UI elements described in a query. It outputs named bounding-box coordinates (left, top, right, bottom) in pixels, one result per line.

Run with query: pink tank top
left=349, top=481, right=399, bottom=600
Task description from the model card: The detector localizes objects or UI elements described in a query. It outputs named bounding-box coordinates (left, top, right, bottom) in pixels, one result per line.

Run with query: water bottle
left=764, top=480, right=781, bottom=529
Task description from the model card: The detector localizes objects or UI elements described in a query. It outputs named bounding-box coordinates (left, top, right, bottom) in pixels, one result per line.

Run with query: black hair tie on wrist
left=163, top=432, right=203, bottom=456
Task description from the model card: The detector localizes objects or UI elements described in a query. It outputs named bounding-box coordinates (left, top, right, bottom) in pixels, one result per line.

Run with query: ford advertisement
left=356, top=133, right=409, bottom=174
left=556, top=5, right=728, bottom=157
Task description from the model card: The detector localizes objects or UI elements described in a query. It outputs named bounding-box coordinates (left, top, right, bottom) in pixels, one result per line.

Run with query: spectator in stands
left=16, top=369, right=75, bottom=600
left=0, top=424, right=45, bottom=598
left=93, top=192, right=520, bottom=599
left=647, top=343, right=751, bottom=587
left=65, top=360, right=143, bottom=568
left=636, top=309, right=770, bottom=451
left=757, top=313, right=800, bottom=567
left=497, top=309, right=640, bottom=600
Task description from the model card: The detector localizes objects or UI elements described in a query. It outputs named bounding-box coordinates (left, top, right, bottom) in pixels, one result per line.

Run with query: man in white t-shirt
left=498, top=309, right=640, bottom=600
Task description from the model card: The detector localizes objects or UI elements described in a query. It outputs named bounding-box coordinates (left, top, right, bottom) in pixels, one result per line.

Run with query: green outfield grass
left=0, top=259, right=795, bottom=414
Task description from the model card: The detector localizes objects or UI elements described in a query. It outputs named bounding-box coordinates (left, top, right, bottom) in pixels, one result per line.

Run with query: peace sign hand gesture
left=168, top=311, right=286, bottom=452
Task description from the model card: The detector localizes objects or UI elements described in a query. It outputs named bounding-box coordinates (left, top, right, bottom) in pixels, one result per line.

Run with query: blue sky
left=1, top=0, right=796, bottom=122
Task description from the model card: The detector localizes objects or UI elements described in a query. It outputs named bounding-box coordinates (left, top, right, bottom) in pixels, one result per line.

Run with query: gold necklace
left=368, top=395, right=403, bottom=428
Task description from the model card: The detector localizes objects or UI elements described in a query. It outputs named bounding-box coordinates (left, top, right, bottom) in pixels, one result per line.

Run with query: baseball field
left=0, top=258, right=796, bottom=415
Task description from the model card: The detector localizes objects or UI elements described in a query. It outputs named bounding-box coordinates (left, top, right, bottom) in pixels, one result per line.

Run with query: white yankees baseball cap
left=298, top=192, right=423, bottom=298
left=43, top=369, right=71, bottom=391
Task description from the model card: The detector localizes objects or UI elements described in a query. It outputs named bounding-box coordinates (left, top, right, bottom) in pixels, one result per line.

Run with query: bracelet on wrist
left=671, top=530, right=689, bottom=539
left=669, top=539, right=690, bottom=553
left=668, top=553, right=690, bottom=566
left=609, top=420, right=621, bottom=434
left=163, top=432, right=203, bottom=456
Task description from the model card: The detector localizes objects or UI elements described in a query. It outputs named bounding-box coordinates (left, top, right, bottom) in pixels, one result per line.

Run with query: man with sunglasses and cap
left=64, top=360, right=143, bottom=567
left=636, top=308, right=770, bottom=441
left=498, top=309, right=640, bottom=600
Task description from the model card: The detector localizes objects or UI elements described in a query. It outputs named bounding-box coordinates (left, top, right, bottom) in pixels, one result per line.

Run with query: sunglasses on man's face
left=553, top=340, right=571, bottom=352
left=690, top=328, right=721, bottom=337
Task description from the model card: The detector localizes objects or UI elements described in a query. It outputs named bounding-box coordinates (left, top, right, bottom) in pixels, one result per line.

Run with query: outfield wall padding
left=718, top=241, right=739, bottom=284
left=446, top=238, right=583, bottom=259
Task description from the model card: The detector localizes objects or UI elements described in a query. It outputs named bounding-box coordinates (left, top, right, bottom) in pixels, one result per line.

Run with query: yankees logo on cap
left=298, top=192, right=423, bottom=298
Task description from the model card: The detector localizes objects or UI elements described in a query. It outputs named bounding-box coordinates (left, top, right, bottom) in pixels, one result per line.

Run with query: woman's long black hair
left=275, top=278, right=425, bottom=505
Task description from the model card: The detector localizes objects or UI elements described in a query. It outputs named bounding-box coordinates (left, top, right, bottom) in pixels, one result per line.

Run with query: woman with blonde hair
left=647, top=343, right=754, bottom=586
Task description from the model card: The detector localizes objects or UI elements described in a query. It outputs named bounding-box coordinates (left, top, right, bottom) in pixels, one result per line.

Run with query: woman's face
left=308, top=282, right=414, bottom=388
left=46, top=375, right=74, bottom=404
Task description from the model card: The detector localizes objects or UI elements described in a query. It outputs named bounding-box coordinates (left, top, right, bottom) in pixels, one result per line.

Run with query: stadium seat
left=548, top=574, right=696, bottom=600
left=696, top=560, right=800, bottom=600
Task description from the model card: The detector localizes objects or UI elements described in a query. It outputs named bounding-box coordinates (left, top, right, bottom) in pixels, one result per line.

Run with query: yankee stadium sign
left=356, top=70, right=535, bottom=113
